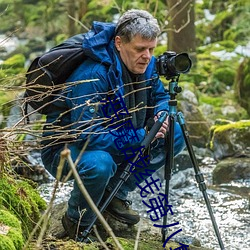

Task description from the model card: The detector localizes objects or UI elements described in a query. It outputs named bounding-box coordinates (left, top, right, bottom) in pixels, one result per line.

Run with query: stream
left=38, top=155, right=250, bottom=250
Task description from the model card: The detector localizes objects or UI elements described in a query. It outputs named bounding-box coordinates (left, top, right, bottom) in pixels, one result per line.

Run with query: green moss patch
left=0, top=209, right=23, bottom=250
left=0, top=174, right=47, bottom=239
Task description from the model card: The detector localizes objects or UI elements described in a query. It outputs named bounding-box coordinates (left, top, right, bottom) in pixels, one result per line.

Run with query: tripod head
left=168, top=76, right=182, bottom=100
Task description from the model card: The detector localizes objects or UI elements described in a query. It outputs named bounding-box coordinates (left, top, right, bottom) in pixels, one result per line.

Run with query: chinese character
left=109, top=120, right=140, bottom=149
left=101, top=93, right=129, bottom=123
left=133, top=168, right=155, bottom=182
left=136, top=176, right=162, bottom=198
left=143, top=192, right=175, bottom=221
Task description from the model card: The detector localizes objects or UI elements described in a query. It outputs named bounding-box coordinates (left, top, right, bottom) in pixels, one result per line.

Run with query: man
left=41, top=9, right=185, bottom=241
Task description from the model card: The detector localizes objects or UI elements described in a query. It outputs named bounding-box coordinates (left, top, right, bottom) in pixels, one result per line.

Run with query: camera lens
left=174, top=53, right=192, bottom=73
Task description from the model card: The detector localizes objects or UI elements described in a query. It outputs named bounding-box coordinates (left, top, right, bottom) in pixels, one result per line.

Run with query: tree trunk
left=78, top=0, right=88, bottom=20
left=167, top=0, right=196, bottom=62
left=67, top=0, right=77, bottom=36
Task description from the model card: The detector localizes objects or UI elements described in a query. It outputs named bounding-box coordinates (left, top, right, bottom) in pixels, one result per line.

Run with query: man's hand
left=154, top=111, right=169, bottom=139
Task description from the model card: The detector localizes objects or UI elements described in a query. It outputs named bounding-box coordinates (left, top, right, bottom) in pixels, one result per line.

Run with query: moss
left=0, top=235, right=16, bottom=250
left=1, top=54, right=25, bottom=69
left=234, top=57, right=250, bottom=115
left=0, top=209, right=21, bottom=229
left=213, top=67, right=235, bottom=86
left=217, top=40, right=237, bottom=51
left=0, top=209, right=24, bottom=249
left=7, top=228, right=24, bottom=249
left=0, top=174, right=47, bottom=239
left=199, top=91, right=248, bottom=121
left=209, top=120, right=250, bottom=151
left=213, top=120, right=250, bottom=133
left=199, top=95, right=224, bottom=107
left=0, top=54, right=26, bottom=86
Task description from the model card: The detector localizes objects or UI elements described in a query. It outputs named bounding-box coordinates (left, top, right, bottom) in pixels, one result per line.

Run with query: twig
left=68, top=14, right=89, bottom=31
left=134, top=220, right=142, bottom=250
left=61, top=148, right=124, bottom=250
left=93, top=225, right=109, bottom=250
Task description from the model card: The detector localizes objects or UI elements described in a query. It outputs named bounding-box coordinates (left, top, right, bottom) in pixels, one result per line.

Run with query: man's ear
left=115, top=36, right=122, bottom=51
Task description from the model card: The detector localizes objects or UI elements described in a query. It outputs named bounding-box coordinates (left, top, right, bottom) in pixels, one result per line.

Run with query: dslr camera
left=156, top=51, right=192, bottom=79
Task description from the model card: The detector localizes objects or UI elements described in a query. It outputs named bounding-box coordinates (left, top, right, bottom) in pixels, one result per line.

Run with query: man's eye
left=136, top=48, right=144, bottom=52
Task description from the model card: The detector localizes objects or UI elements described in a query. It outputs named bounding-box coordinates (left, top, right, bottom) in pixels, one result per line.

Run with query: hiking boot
left=61, top=213, right=97, bottom=243
left=105, top=196, right=140, bottom=225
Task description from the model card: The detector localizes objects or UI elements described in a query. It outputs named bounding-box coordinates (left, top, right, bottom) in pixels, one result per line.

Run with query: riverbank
left=38, top=155, right=250, bottom=250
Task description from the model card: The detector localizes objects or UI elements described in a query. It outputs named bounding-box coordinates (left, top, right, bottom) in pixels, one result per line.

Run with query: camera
left=156, top=51, right=192, bottom=79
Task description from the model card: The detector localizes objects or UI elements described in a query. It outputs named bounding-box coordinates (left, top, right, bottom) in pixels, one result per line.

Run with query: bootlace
left=123, top=200, right=132, bottom=208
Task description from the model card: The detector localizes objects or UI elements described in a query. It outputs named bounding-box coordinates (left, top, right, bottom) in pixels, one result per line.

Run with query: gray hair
left=115, top=9, right=160, bottom=43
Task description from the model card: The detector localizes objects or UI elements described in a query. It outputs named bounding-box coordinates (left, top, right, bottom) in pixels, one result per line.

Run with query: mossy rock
left=0, top=209, right=24, bottom=250
left=0, top=174, right=47, bottom=239
left=1, top=54, right=25, bottom=69
left=0, top=54, right=26, bottom=86
left=199, top=92, right=248, bottom=122
left=209, top=120, right=250, bottom=160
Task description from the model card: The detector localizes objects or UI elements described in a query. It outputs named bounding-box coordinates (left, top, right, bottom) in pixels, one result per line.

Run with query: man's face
left=115, top=35, right=157, bottom=74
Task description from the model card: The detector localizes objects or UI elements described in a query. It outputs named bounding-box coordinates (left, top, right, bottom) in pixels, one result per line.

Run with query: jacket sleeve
left=65, top=60, right=146, bottom=154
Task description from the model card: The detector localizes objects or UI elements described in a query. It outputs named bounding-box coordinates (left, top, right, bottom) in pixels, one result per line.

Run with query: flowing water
left=38, top=156, right=250, bottom=250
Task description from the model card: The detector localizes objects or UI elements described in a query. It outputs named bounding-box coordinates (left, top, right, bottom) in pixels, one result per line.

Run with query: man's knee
left=77, top=150, right=117, bottom=180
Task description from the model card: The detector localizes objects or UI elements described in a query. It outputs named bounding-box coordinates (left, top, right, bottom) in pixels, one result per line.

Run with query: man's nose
left=142, top=49, right=151, bottom=59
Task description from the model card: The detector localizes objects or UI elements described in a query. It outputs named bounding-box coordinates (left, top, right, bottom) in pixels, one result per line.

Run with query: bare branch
left=62, top=148, right=124, bottom=250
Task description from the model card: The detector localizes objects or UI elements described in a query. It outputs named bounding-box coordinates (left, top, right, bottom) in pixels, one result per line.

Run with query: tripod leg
left=162, top=114, right=175, bottom=243
left=177, top=112, right=225, bottom=250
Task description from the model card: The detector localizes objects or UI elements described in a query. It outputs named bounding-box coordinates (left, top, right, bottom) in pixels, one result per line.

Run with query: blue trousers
left=41, top=122, right=185, bottom=226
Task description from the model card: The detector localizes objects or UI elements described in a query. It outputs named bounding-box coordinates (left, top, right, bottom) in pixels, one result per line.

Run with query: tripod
left=162, top=77, right=225, bottom=249
left=82, top=77, right=225, bottom=250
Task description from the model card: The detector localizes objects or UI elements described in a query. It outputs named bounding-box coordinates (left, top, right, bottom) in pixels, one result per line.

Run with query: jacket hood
left=82, top=21, right=116, bottom=65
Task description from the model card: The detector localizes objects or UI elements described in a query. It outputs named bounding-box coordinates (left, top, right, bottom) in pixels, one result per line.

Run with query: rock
left=179, top=100, right=211, bottom=148
left=213, top=157, right=250, bottom=184
left=170, top=168, right=193, bottom=189
left=181, top=89, right=199, bottom=105
left=209, top=120, right=250, bottom=160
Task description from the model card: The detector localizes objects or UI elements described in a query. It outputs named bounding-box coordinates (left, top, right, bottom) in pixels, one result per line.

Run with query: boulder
left=213, top=157, right=250, bottom=184
left=209, top=120, right=250, bottom=160
left=179, top=100, right=211, bottom=148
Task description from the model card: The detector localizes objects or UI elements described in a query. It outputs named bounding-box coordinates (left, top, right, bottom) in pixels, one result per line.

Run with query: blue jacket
left=44, top=21, right=170, bottom=155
